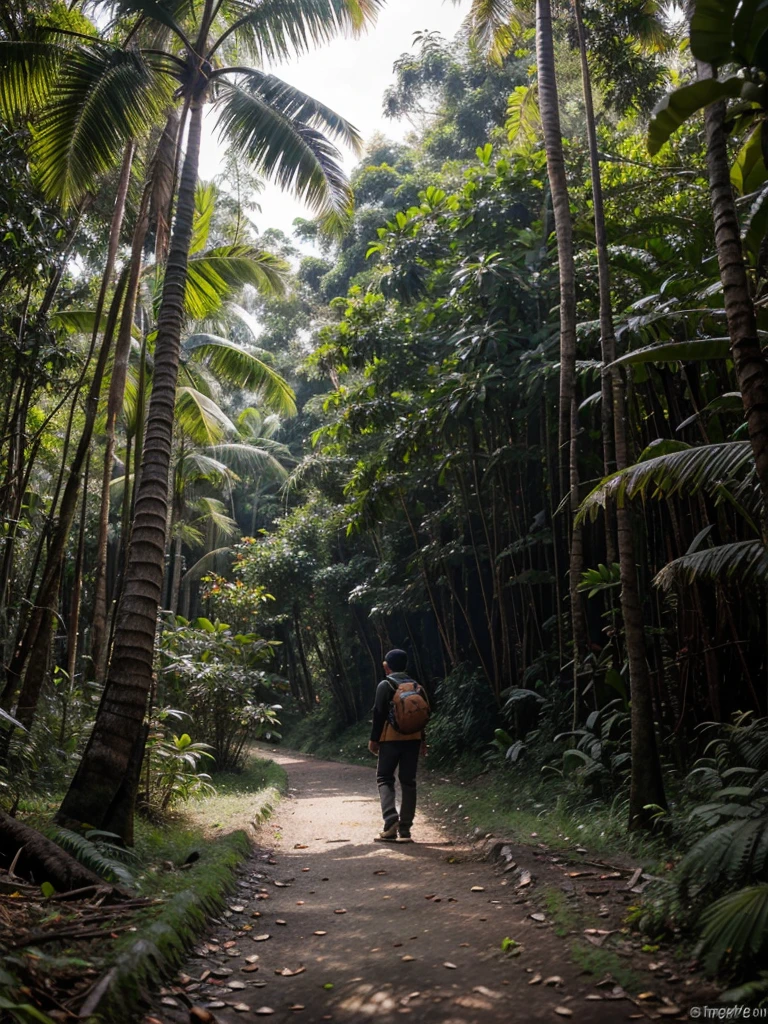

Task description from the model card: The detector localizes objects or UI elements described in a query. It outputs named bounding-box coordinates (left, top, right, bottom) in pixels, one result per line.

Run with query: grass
left=421, top=767, right=669, bottom=869
left=570, top=942, right=648, bottom=994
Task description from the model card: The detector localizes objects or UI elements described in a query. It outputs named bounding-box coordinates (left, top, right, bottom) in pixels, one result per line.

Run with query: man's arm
left=370, top=679, right=390, bottom=742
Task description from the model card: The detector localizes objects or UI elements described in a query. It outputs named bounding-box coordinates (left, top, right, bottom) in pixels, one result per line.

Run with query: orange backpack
left=387, top=677, right=430, bottom=735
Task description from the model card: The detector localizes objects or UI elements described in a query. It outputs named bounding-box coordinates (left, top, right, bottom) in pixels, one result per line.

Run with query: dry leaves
left=275, top=967, right=306, bottom=977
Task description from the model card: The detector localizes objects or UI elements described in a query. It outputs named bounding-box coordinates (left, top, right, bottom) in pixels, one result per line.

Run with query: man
left=368, top=649, right=428, bottom=842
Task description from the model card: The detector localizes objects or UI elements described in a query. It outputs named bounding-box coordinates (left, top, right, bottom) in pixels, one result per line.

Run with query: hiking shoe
left=376, top=819, right=399, bottom=841
left=398, top=827, right=413, bottom=842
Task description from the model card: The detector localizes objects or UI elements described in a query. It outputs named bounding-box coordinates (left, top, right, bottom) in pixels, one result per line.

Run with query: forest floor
left=145, top=748, right=716, bottom=1024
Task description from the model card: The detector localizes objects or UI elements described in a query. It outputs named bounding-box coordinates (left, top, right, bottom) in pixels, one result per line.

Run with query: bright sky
left=199, top=0, right=466, bottom=237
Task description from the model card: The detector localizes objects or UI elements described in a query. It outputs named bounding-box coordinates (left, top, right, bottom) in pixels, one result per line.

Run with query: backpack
left=387, top=676, right=430, bottom=735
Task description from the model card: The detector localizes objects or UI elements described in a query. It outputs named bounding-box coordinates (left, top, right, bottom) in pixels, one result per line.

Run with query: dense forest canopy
left=4, top=0, right=768, bottom=1008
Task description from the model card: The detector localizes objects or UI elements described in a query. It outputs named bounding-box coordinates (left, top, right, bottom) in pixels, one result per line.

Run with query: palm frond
left=611, top=338, right=732, bottom=366
left=0, top=38, right=67, bottom=120
left=578, top=440, right=754, bottom=522
left=106, top=0, right=192, bottom=48
left=214, top=81, right=353, bottom=232
left=456, top=0, right=523, bottom=64
left=178, top=451, right=237, bottom=486
left=212, top=0, right=384, bottom=65
left=224, top=69, right=363, bottom=152
left=175, top=386, right=236, bottom=445
left=209, top=441, right=291, bottom=478
left=190, top=180, right=217, bottom=255
left=184, top=334, right=296, bottom=415
left=31, top=43, right=171, bottom=204
left=189, top=496, right=240, bottom=541
left=182, top=546, right=234, bottom=582
left=698, top=885, right=768, bottom=973
left=185, top=244, right=288, bottom=319
left=655, top=541, right=768, bottom=590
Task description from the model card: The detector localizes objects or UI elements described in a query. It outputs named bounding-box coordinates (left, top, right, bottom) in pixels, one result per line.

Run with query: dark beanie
left=385, top=649, right=408, bottom=672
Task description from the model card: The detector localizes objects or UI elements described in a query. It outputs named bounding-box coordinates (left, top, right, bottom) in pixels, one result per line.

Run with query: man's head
left=383, top=648, right=408, bottom=674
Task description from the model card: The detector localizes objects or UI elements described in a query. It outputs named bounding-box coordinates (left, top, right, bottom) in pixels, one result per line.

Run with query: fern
left=720, top=970, right=768, bottom=1006
left=48, top=827, right=135, bottom=886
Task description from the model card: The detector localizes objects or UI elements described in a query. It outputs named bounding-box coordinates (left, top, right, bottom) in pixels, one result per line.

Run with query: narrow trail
left=148, top=750, right=691, bottom=1023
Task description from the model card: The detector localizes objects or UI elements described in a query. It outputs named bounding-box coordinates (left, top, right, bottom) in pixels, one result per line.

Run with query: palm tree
left=55, top=0, right=382, bottom=838
left=572, top=0, right=667, bottom=825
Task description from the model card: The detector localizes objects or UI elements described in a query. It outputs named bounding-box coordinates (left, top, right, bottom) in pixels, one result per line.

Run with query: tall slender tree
left=56, top=0, right=382, bottom=839
left=573, top=0, right=667, bottom=825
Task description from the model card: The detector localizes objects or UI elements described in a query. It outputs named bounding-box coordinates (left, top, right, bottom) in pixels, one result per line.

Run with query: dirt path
left=147, top=750, right=693, bottom=1024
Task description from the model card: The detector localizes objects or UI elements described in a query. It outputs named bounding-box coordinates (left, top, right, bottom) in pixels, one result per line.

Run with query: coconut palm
left=48, top=0, right=383, bottom=838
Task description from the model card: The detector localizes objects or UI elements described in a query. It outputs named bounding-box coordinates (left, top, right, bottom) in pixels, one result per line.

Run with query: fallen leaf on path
left=274, top=882, right=290, bottom=888
left=585, top=995, right=602, bottom=1001
left=334, top=909, right=346, bottom=914
left=517, top=871, right=532, bottom=888
left=472, top=987, right=502, bottom=1000
left=401, top=956, right=415, bottom=962
left=459, top=943, right=469, bottom=947
left=529, top=975, right=542, bottom=985
left=600, top=872, right=622, bottom=879
left=530, top=913, right=546, bottom=922
left=302, top=868, right=310, bottom=872
left=296, top=901, right=305, bottom=906
left=470, top=886, right=484, bottom=892
left=288, top=1006, right=305, bottom=1012
left=232, top=1005, right=251, bottom=1013
left=227, top=981, right=246, bottom=990
left=313, top=931, right=327, bottom=936
left=294, top=844, right=308, bottom=849
left=230, top=906, right=245, bottom=913
left=161, top=999, right=179, bottom=1007
left=211, top=969, right=233, bottom=978
left=374, top=870, right=387, bottom=876
left=276, top=967, right=306, bottom=977
left=223, top=941, right=237, bottom=949
left=253, top=934, right=271, bottom=942
left=189, top=1009, right=215, bottom=1023
left=637, top=992, right=657, bottom=1001
left=323, top=983, right=334, bottom=990
left=544, top=976, right=563, bottom=987
left=205, top=1002, right=226, bottom=1010
left=255, top=1008, right=274, bottom=1016
left=245, top=955, right=260, bottom=964
left=275, top=920, right=287, bottom=926
left=443, top=962, right=457, bottom=970
left=241, top=966, right=259, bottom=974
left=553, top=1007, right=573, bottom=1017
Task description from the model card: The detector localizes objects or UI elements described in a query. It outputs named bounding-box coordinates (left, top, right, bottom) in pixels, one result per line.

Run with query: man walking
left=368, top=649, right=429, bottom=842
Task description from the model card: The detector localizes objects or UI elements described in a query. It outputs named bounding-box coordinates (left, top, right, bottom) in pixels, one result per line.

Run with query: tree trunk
left=536, top=0, right=588, bottom=722
left=700, top=64, right=768, bottom=527
left=573, top=0, right=667, bottom=825
left=65, top=452, right=91, bottom=687
left=0, top=811, right=115, bottom=893
left=91, top=186, right=152, bottom=683
left=57, top=101, right=205, bottom=840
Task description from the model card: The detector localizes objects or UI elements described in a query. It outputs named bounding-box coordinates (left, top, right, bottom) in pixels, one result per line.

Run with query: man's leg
left=397, top=741, right=420, bottom=832
left=376, top=743, right=399, bottom=829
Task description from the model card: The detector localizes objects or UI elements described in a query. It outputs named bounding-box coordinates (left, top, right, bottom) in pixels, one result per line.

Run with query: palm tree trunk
left=57, top=99, right=205, bottom=841
left=573, top=0, right=667, bottom=825
left=699, top=63, right=768, bottom=528
left=536, top=0, right=588, bottom=722
left=91, top=187, right=151, bottom=682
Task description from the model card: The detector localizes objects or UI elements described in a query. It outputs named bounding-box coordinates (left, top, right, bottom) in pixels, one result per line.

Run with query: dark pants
left=377, top=740, right=420, bottom=828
